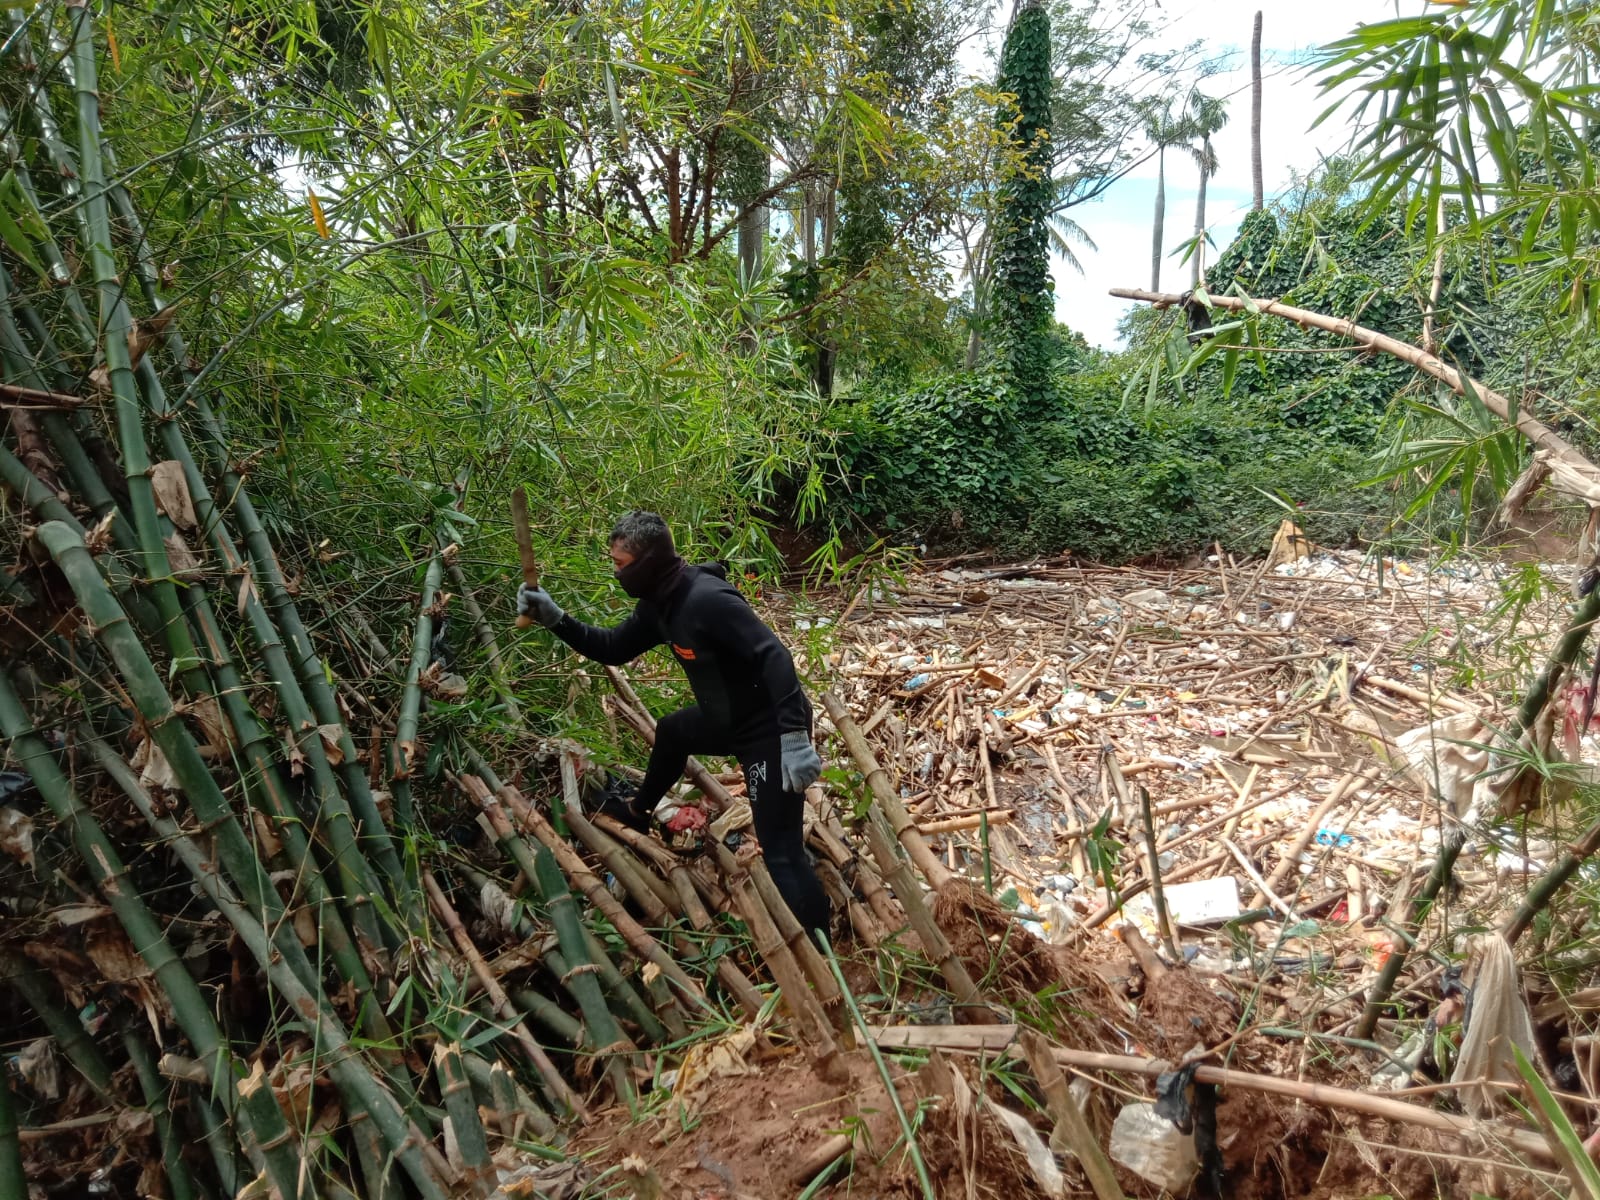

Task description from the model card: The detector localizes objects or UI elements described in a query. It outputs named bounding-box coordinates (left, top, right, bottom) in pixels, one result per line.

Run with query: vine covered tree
left=991, top=0, right=1056, bottom=417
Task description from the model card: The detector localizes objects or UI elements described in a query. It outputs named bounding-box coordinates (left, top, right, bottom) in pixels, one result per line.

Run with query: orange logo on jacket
left=672, top=643, right=697, bottom=660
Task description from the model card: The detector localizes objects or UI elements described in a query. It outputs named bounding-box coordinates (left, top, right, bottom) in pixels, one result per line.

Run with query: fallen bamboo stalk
left=1110, top=286, right=1597, bottom=485
left=824, top=691, right=953, bottom=890
left=422, top=871, right=588, bottom=1121
left=728, top=872, right=848, bottom=1083
left=488, top=780, right=716, bottom=1016
left=865, top=1025, right=1552, bottom=1161
left=916, top=809, right=1015, bottom=834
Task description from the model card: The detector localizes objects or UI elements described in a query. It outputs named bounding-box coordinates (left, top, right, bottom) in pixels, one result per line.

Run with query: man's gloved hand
left=779, top=731, right=823, bottom=794
left=516, top=583, right=564, bottom=629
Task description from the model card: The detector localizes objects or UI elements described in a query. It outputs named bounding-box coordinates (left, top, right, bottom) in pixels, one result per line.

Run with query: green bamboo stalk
left=433, top=1043, right=492, bottom=1187
left=4, top=46, right=402, bottom=923
left=96, top=730, right=451, bottom=1200
left=392, top=552, right=445, bottom=828
left=531, top=845, right=637, bottom=1107
left=186, top=1086, right=242, bottom=1198
left=34, top=521, right=324, bottom=984
left=123, top=1032, right=200, bottom=1200
left=493, top=782, right=715, bottom=1016
left=0, top=1062, right=26, bottom=1200
left=174, top=572, right=392, bottom=988
left=443, top=556, right=522, bottom=727
left=62, top=1, right=210, bottom=700
left=476, top=814, right=669, bottom=1044
left=511, top=989, right=584, bottom=1046
left=0, top=101, right=94, bottom=341
left=0, top=951, right=117, bottom=1102
left=0, top=100, right=394, bottom=941
left=0, top=441, right=157, bottom=628
left=0, top=663, right=302, bottom=1200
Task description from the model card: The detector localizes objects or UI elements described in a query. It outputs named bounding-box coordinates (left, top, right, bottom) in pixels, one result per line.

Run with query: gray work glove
left=779, top=731, right=823, bottom=794
left=516, top=583, right=564, bottom=629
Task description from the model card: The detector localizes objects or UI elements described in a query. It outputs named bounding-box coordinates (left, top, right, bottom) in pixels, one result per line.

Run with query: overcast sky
left=1029, top=0, right=1410, bottom=348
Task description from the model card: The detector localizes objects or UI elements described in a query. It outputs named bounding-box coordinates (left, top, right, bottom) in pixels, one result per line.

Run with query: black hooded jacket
left=550, top=563, right=811, bottom=743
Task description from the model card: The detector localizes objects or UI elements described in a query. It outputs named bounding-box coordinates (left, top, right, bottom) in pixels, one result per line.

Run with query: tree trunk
left=813, top=186, right=838, bottom=397
left=1151, top=145, right=1166, bottom=292
left=1191, top=140, right=1209, bottom=288
left=1251, top=11, right=1264, bottom=211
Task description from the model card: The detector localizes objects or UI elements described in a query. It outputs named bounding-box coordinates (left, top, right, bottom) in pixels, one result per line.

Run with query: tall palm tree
left=1251, top=11, right=1264, bottom=211
left=1188, top=91, right=1230, bottom=286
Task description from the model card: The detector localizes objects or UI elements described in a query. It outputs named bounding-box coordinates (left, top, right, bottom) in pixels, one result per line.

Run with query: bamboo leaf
left=307, top=190, right=330, bottom=240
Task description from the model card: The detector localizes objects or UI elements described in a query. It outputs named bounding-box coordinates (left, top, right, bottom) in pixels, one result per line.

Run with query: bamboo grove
left=0, top=1, right=1110, bottom=1191
left=0, top=6, right=974, bottom=1196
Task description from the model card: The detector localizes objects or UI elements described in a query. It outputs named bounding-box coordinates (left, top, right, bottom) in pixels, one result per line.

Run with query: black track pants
left=638, top=706, right=831, bottom=934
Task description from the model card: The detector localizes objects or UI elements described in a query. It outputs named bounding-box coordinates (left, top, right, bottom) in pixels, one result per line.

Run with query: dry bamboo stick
left=728, top=871, right=849, bottom=1084
left=1255, top=771, right=1367, bottom=905
left=490, top=782, right=716, bottom=1016
left=866, top=1024, right=1551, bottom=1161
left=824, top=691, right=952, bottom=890
left=421, top=872, right=587, bottom=1121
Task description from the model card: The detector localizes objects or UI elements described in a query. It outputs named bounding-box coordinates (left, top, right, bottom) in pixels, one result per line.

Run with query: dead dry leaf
left=131, top=736, right=179, bottom=791
left=16, top=1038, right=57, bottom=1099
left=0, top=806, right=34, bottom=868
left=317, top=724, right=345, bottom=766
left=185, top=696, right=232, bottom=752
left=86, top=924, right=152, bottom=981
left=163, top=532, right=202, bottom=578
left=150, top=461, right=197, bottom=530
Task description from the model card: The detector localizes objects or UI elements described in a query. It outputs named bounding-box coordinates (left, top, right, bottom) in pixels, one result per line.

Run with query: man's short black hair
left=610, top=511, right=674, bottom=557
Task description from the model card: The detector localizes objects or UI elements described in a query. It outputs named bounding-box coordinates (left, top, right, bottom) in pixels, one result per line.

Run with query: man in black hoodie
left=516, top=511, right=831, bottom=935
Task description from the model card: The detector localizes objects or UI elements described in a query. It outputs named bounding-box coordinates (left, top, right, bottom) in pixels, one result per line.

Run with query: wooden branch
left=1111, top=287, right=1599, bottom=489
left=866, top=1025, right=1552, bottom=1162
left=0, top=382, right=87, bottom=409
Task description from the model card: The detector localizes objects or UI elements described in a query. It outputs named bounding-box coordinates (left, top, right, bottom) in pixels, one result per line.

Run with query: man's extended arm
left=551, top=608, right=662, bottom=665
left=518, top=584, right=661, bottom=664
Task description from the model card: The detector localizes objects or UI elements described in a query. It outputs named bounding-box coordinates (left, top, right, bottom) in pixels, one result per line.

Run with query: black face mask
left=615, top=545, right=686, bottom=602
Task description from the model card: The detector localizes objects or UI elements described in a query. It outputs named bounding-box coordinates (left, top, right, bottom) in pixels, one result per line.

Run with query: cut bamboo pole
left=730, top=872, right=849, bottom=1084
left=528, top=848, right=638, bottom=1107
left=1256, top=771, right=1366, bottom=906
left=433, top=1042, right=493, bottom=1193
left=421, top=872, right=588, bottom=1121
left=823, top=692, right=953, bottom=889
left=866, top=1025, right=1553, bottom=1161
left=489, top=780, right=715, bottom=1016
left=591, top=815, right=768, bottom=1022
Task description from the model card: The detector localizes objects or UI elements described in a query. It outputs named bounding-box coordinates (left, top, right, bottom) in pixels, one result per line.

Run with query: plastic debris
left=1110, top=1102, right=1198, bottom=1193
